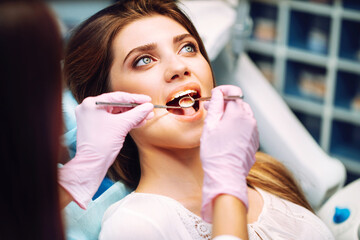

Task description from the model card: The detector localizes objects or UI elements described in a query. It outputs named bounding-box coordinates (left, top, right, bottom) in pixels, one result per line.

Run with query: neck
left=136, top=146, right=204, bottom=214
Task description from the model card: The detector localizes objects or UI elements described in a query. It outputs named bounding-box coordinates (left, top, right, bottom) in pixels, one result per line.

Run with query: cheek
left=130, top=113, right=205, bottom=149
left=200, top=63, right=215, bottom=93
left=110, top=70, right=157, bottom=96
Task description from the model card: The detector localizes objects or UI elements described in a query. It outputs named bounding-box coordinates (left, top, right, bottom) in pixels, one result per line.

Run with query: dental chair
left=61, top=1, right=355, bottom=239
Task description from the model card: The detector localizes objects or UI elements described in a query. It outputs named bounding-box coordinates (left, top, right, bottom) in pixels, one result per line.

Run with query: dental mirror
left=178, top=95, right=195, bottom=108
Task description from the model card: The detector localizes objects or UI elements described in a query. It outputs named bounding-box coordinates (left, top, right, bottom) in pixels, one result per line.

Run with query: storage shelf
left=245, top=40, right=276, bottom=56
left=284, top=95, right=324, bottom=116
left=342, top=9, right=360, bottom=21
left=293, top=0, right=334, bottom=6
left=333, top=108, right=360, bottom=126
left=246, top=0, right=360, bottom=175
left=338, top=60, right=360, bottom=75
left=287, top=48, right=329, bottom=67
left=251, top=0, right=278, bottom=6
left=290, top=1, right=333, bottom=16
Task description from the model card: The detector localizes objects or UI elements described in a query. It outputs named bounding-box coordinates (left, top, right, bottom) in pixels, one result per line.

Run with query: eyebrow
left=123, top=43, right=157, bottom=64
left=123, top=33, right=195, bottom=64
left=173, top=33, right=193, bottom=44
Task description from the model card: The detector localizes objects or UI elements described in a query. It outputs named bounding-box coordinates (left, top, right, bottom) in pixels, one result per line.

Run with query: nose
left=164, top=56, right=191, bottom=82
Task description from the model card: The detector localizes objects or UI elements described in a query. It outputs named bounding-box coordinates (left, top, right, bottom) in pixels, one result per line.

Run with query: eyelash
left=132, top=42, right=198, bottom=68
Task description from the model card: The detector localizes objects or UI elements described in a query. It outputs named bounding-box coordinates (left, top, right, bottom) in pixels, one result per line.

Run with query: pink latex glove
left=58, top=91, right=154, bottom=209
left=200, top=85, right=259, bottom=223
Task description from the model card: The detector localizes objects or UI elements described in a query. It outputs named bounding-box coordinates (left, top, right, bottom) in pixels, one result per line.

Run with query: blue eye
left=135, top=56, right=153, bottom=67
left=180, top=44, right=195, bottom=53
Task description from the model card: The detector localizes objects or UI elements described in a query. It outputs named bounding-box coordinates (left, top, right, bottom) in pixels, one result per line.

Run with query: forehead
left=113, top=15, right=190, bottom=53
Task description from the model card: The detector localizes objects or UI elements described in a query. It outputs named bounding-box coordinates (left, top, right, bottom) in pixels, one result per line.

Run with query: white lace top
left=99, top=188, right=334, bottom=240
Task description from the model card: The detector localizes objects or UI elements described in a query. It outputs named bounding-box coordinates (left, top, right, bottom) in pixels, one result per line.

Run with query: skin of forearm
left=212, top=194, right=248, bottom=239
left=58, top=185, right=74, bottom=209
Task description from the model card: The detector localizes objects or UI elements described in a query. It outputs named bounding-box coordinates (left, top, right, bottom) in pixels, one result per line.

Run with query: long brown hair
left=249, top=152, right=313, bottom=211
left=0, top=1, right=65, bottom=239
left=65, top=0, right=312, bottom=212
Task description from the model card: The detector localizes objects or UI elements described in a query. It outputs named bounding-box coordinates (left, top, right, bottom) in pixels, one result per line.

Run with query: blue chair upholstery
left=64, top=182, right=131, bottom=240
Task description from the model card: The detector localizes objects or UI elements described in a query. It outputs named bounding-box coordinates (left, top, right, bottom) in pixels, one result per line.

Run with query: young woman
left=64, top=0, right=334, bottom=239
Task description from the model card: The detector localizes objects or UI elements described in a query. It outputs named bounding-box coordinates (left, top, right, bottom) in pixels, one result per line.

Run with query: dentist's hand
left=58, top=92, right=154, bottom=209
left=200, top=85, right=259, bottom=223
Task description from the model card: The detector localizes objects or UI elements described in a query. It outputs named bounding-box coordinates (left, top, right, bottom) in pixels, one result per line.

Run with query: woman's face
left=110, top=15, right=213, bottom=151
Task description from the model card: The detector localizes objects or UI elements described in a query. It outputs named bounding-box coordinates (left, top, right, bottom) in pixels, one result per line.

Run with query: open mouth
left=166, top=89, right=200, bottom=115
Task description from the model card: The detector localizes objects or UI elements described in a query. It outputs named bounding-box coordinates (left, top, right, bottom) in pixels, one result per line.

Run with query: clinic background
left=48, top=0, right=360, bottom=183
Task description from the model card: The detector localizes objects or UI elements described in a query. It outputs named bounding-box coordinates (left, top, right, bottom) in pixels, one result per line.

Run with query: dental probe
left=95, top=102, right=184, bottom=109
left=95, top=95, right=244, bottom=109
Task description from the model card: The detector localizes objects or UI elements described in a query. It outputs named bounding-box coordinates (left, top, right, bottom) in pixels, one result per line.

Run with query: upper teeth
left=171, top=90, right=197, bottom=101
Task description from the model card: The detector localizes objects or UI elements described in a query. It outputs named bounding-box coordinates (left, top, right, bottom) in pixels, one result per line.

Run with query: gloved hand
left=200, top=85, right=259, bottom=223
left=58, top=91, right=154, bottom=209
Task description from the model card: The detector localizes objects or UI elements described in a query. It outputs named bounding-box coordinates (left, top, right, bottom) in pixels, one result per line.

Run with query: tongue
left=168, top=107, right=196, bottom=115
left=182, top=107, right=196, bottom=115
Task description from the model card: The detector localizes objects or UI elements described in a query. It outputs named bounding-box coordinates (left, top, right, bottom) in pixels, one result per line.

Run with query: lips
left=165, top=83, right=201, bottom=116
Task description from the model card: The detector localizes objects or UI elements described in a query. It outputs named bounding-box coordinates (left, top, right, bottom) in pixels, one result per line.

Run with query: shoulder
left=99, top=192, right=181, bottom=240
left=249, top=188, right=334, bottom=240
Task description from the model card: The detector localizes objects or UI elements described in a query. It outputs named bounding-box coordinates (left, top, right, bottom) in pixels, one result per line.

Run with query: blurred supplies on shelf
left=307, top=16, right=328, bottom=54
left=250, top=2, right=277, bottom=42
left=351, top=94, right=360, bottom=112
left=287, top=10, right=330, bottom=55
left=299, top=70, right=326, bottom=99
left=257, top=60, right=275, bottom=83
left=246, top=52, right=276, bottom=85
left=254, top=18, right=276, bottom=42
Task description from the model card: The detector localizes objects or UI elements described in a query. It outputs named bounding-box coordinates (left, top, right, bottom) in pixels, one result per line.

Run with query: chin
left=168, top=126, right=203, bottom=149
left=131, top=107, right=205, bottom=150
